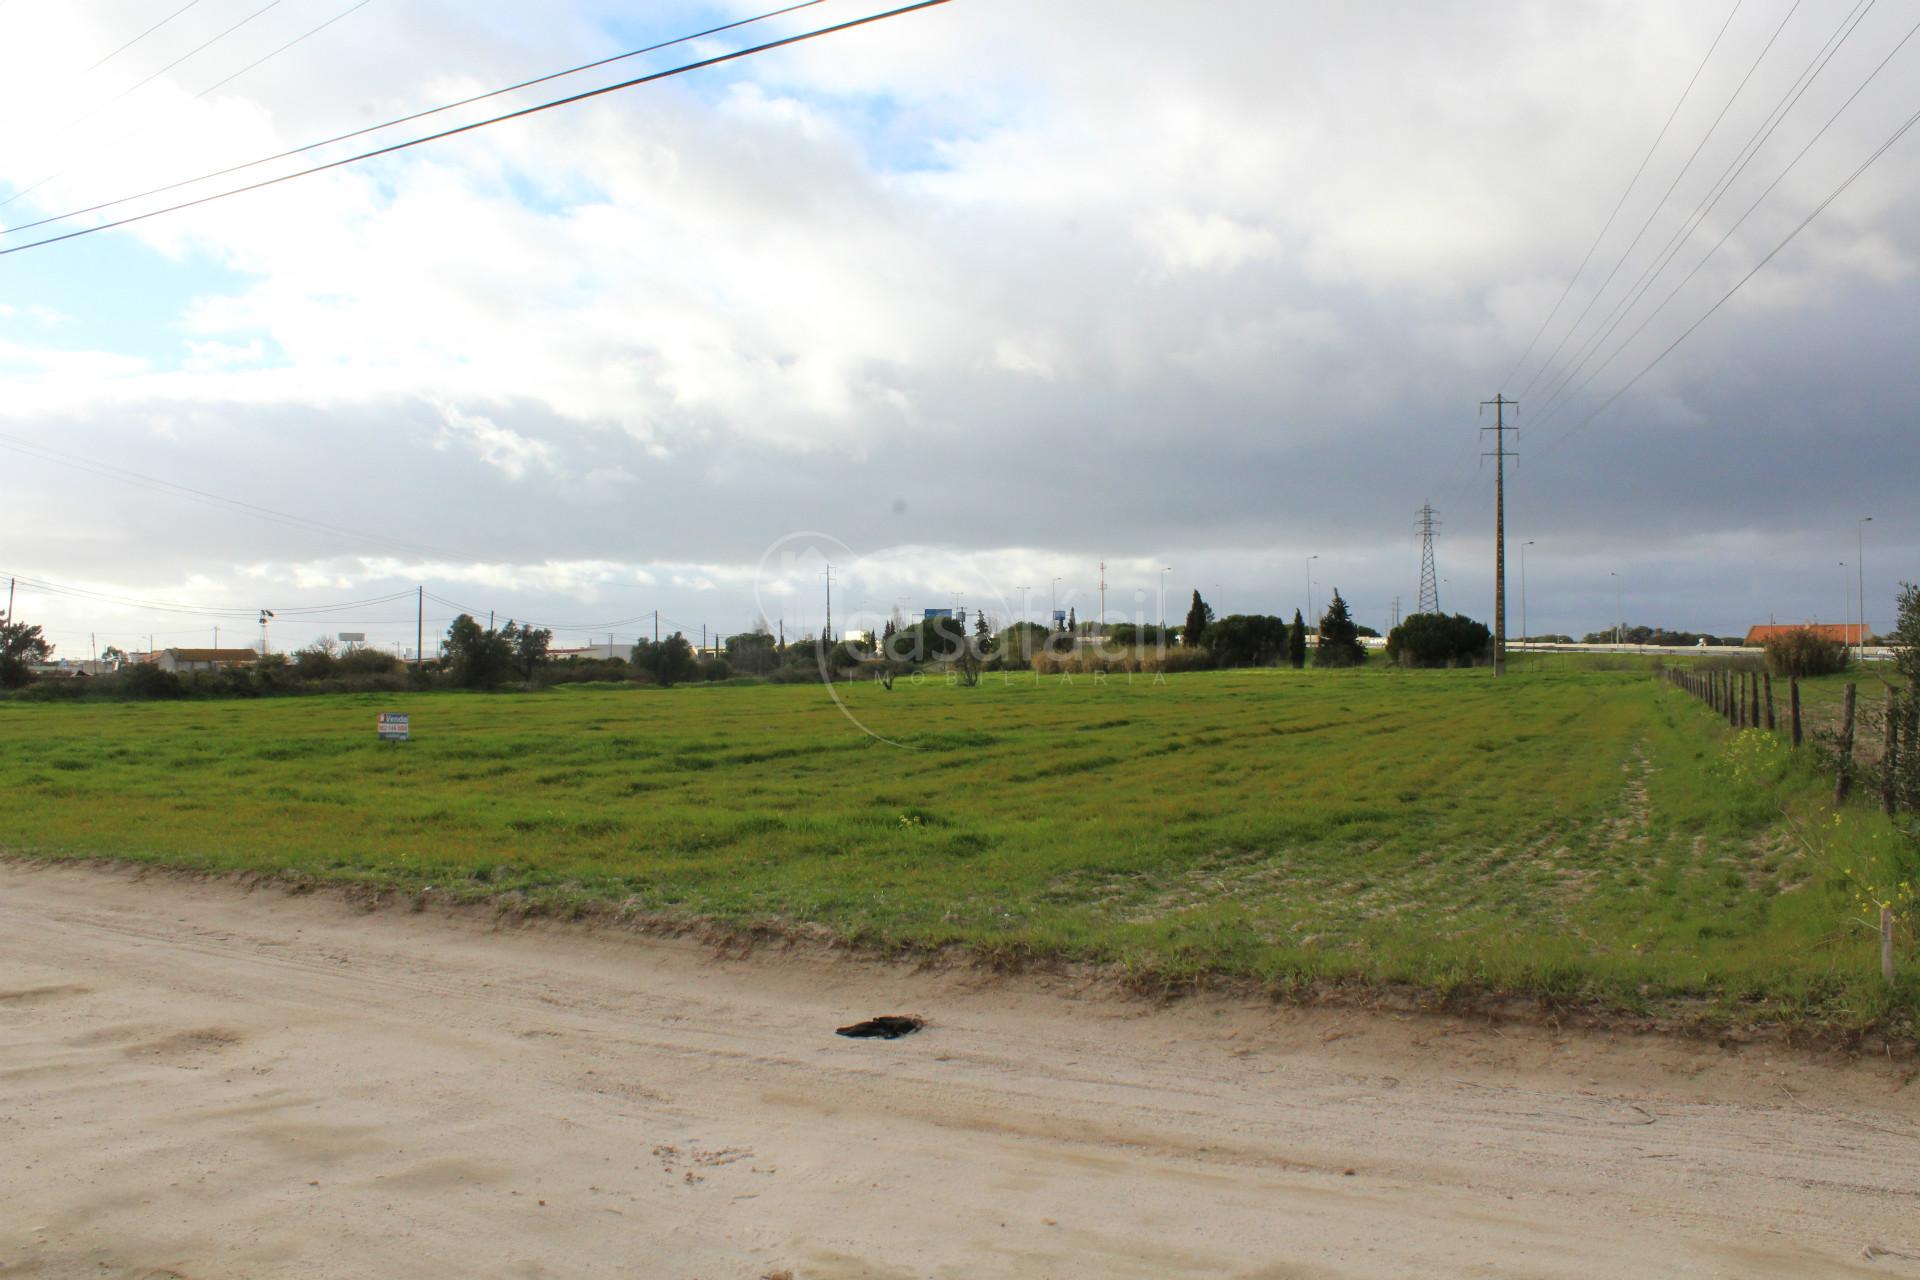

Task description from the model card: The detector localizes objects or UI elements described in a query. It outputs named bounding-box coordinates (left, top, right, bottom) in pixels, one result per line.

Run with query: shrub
left=1762, top=628, right=1849, bottom=678
left=118, top=664, right=186, bottom=699
left=698, top=656, right=732, bottom=682
left=1387, top=613, right=1491, bottom=668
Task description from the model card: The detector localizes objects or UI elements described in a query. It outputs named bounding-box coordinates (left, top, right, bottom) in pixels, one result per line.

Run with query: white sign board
left=377, top=712, right=410, bottom=742
left=338, top=632, right=366, bottom=643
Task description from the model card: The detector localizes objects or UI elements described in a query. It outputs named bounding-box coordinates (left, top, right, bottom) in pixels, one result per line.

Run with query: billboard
left=923, top=608, right=954, bottom=620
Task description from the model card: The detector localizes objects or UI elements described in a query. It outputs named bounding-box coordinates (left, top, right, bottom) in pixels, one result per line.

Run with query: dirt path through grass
left=4, top=861, right=1917, bottom=1279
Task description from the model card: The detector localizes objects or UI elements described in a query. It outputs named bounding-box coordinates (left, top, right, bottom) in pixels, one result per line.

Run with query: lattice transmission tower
left=1416, top=503, right=1441, bottom=616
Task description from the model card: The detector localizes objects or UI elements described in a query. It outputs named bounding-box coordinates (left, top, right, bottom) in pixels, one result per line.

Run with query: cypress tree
left=1287, top=608, right=1307, bottom=669
left=1184, top=590, right=1212, bottom=647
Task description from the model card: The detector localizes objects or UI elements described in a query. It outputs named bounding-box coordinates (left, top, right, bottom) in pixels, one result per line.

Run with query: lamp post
left=1840, top=562, right=1850, bottom=642
left=1159, top=565, right=1172, bottom=635
left=1519, top=540, right=1535, bottom=653
left=1609, top=572, right=1621, bottom=645
left=258, top=609, right=274, bottom=655
left=1052, top=576, right=1062, bottom=630
left=1017, top=586, right=1030, bottom=626
left=1857, top=516, right=1873, bottom=658
left=1306, top=554, right=1319, bottom=623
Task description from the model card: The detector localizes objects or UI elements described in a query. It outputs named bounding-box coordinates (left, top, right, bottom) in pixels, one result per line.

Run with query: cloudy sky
left=1, top=0, right=1915, bottom=658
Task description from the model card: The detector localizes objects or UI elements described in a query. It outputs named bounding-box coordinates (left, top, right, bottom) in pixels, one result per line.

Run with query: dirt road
left=2, top=861, right=1917, bottom=1279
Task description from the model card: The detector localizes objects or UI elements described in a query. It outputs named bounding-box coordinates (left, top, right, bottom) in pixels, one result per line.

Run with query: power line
left=0, top=0, right=950, bottom=258
left=1531, top=0, right=1879, bottom=428
left=79, top=0, right=211, bottom=78
left=0, top=569, right=415, bottom=618
left=31, top=0, right=292, bottom=157
left=0, top=0, right=378, bottom=215
left=2, top=0, right=828, bottom=236
left=1544, top=80, right=1920, bottom=453
left=1501, top=1, right=1740, bottom=394
left=1517, top=0, right=1802, bottom=403
left=1537, top=14, right=1920, bottom=445
left=0, top=430, right=469, bottom=562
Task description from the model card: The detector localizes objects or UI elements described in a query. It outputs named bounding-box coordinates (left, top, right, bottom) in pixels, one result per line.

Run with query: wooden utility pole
left=1480, top=394, right=1516, bottom=677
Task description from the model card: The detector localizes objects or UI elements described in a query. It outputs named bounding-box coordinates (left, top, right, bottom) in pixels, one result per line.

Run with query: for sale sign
left=377, top=712, right=410, bottom=742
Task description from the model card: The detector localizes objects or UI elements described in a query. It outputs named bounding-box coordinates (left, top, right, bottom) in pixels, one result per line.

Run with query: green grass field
left=4, top=666, right=1912, bottom=1035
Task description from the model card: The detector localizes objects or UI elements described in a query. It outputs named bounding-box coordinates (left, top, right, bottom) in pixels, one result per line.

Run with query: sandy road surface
left=2, top=862, right=1918, bottom=1280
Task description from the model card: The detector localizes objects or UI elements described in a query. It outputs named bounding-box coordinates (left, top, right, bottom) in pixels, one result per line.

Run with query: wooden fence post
left=1885, top=688, right=1901, bottom=816
left=1764, top=673, right=1775, bottom=731
left=1748, top=673, right=1759, bottom=727
left=1790, top=677, right=1803, bottom=748
left=1834, top=682, right=1857, bottom=805
left=1728, top=672, right=1739, bottom=727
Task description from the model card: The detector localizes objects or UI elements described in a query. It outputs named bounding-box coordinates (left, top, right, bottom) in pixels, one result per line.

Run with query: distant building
left=1743, top=623, right=1864, bottom=647
left=156, top=647, right=259, bottom=673
left=548, top=642, right=629, bottom=661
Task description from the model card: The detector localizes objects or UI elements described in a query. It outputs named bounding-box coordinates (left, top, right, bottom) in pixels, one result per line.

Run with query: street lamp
left=258, top=609, right=274, bottom=655
left=1840, top=562, right=1850, bottom=642
left=1519, top=540, right=1535, bottom=652
left=1857, top=516, right=1873, bottom=658
left=1159, top=565, right=1172, bottom=635
left=1052, top=576, right=1063, bottom=630
left=1608, top=572, right=1621, bottom=645
left=1306, top=554, right=1319, bottom=623
left=1017, top=586, right=1030, bottom=626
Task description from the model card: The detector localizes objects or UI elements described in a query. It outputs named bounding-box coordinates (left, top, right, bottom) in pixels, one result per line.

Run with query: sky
left=1, top=0, right=1915, bottom=658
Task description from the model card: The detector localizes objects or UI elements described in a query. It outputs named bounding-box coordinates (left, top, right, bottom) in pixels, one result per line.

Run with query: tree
left=1287, top=609, right=1307, bottom=669
left=500, top=620, right=552, bottom=683
left=101, top=645, right=128, bottom=663
left=1892, top=582, right=1920, bottom=689
left=888, top=615, right=965, bottom=665
left=1, top=620, right=52, bottom=687
left=1386, top=613, right=1491, bottom=668
left=632, top=633, right=697, bottom=687
left=1314, top=590, right=1365, bottom=667
left=444, top=614, right=511, bottom=688
left=725, top=626, right=778, bottom=675
left=995, top=621, right=1049, bottom=666
left=1184, top=590, right=1212, bottom=648
left=973, top=609, right=992, bottom=650
left=1204, top=614, right=1289, bottom=667
left=1067, top=606, right=1077, bottom=633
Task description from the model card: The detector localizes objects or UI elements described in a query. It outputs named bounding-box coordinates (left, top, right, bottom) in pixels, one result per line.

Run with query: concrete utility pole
left=1099, top=562, right=1106, bottom=635
left=1159, top=565, right=1171, bottom=634
left=4, top=575, right=12, bottom=625
left=1480, top=394, right=1517, bottom=676
left=654, top=610, right=659, bottom=644
left=417, top=586, right=424, bottom=664
left=1306, top=555, right=1318, bottom=624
